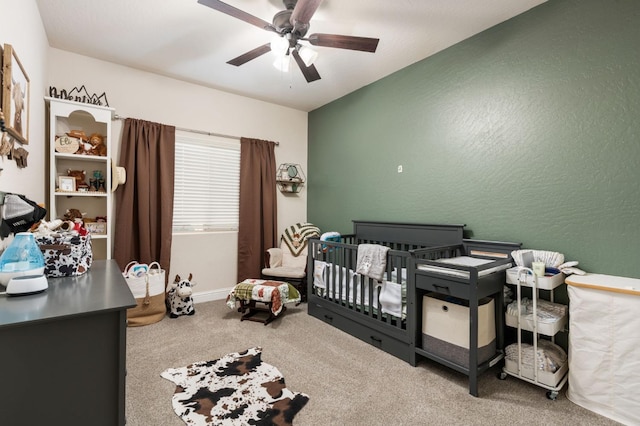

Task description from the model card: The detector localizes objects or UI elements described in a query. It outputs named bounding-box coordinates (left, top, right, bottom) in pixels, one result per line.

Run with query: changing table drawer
left=415, top=272, right=470, bottom=299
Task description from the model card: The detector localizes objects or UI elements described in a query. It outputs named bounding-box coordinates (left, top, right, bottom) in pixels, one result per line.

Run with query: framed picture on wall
left=2, top=44, right=30, bottom=145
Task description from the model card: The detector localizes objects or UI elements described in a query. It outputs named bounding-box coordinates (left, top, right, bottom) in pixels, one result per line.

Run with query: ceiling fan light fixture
left=270, top=36, right=290, bottom=56
left=199, top=0, right=380, bottom=83
left=297, top=45, right=318, bottom=67
left=273, top=54, right=291, bottom=72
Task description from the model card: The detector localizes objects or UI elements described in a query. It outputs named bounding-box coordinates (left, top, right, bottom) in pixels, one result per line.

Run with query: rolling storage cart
left=499, top=267, right=569, bottom=400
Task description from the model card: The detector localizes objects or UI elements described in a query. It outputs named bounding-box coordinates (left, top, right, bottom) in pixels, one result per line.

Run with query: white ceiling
left=36, top=0, right=546, bottom=112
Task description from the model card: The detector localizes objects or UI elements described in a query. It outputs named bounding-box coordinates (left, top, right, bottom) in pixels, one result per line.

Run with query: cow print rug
left=161, top=347, right=309, bottom=425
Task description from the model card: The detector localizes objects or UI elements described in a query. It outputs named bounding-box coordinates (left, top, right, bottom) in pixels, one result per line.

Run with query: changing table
left=565, top=273, right=640, bottom=426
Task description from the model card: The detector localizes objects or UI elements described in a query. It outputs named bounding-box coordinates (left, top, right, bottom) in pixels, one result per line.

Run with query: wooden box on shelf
left=85, top=221, right=107, bottom=235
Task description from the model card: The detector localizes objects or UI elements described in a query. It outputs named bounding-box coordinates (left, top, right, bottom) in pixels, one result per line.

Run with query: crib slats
left=309, top=238, right=410, bottom=330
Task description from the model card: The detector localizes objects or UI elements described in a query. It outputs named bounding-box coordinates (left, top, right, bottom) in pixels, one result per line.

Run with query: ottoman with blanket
left=226, top=279, right=302, bottom=325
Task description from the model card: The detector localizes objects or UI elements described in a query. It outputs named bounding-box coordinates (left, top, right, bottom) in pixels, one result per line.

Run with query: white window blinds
left=172, top=130, right=240, bottom=232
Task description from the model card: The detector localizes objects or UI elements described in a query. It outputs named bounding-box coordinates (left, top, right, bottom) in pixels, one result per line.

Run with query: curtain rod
left=112, top=114, right=278, bottom=145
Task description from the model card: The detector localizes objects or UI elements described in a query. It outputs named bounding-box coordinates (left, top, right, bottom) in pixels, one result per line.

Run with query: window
left=172, top=130, right=240, bottom=232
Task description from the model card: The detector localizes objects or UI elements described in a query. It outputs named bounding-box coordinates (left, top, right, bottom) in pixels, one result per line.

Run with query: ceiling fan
left=197, top=0, right=380, bottom=83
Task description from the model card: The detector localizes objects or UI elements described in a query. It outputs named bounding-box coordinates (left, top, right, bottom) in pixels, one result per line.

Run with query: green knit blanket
left=282, top=222, right=320, bottom=256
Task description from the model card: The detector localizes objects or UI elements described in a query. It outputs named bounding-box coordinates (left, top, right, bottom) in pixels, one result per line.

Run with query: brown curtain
left=114, top=118, right=176, bottom=273
left=237, top=137, right=278, bottom=282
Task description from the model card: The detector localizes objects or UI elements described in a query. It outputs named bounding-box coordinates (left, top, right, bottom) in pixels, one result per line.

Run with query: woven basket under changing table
left=422, top=293, right=496, bottom=367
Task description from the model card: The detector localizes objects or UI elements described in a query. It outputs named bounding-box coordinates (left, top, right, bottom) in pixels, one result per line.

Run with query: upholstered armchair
left=261, top=223, right=320, bottom=302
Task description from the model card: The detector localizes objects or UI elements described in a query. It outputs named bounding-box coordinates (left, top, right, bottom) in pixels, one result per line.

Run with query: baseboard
left=193, top=287, right=234, bottom=304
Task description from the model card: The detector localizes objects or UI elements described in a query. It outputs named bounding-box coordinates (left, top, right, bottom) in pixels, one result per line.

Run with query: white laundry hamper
left=565, top=274, right=640, bottom=426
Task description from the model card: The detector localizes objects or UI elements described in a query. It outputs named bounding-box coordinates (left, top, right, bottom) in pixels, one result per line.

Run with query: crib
left=307, top=221, right=521, bottom=396
left=307, top=221, right=465, bottom=363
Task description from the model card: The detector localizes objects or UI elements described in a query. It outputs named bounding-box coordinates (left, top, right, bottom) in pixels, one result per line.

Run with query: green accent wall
left=308, top=0, right=640, bottom=278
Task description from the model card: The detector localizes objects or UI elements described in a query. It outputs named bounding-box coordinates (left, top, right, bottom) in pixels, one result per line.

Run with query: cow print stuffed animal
left=167, top=273, right=196, bottom=318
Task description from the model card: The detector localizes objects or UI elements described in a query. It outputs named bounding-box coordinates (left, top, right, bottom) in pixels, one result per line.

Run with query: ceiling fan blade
left=307, top=33, right=379, bottom=53
left=197, top=0, right=275, bottom=32
left=292, top=49, right=321, bottom=83
left=227, top=43, right=271, bottom=66
left=290, top=0, right=323, bottom=29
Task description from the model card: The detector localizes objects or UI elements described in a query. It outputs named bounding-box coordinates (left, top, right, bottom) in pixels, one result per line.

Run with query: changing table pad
left=226, top=279, right=301, bottom=316
left=417, top=256, right=511, bottom=278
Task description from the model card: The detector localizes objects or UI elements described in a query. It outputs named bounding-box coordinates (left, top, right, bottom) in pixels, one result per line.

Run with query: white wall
left=44, top=48, right=308, bottom=300
left=0, top=4, right=307, bottom=300
left=0, top=0, right=49, bottom=250
left=0, top=0, right=308, bottom=299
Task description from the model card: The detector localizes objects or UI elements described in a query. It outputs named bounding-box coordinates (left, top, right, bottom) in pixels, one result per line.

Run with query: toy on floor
left=167, top=273, right=196, bottom=318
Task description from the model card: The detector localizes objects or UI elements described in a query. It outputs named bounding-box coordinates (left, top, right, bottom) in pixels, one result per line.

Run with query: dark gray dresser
left=0, top=260, right=136, bottom=426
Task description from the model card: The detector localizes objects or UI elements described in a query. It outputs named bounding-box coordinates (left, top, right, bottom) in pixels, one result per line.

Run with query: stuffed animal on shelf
left=63, top=208, right=85, bottom=224
left=69, top=130, right=92, bottom=155
left=59, top=208, right=87, bottom=235
left=88, top=133, right=107, bottom=157
left=67, top=169, right=90, bottom=190
left=167, top=273, right=196, bottom=318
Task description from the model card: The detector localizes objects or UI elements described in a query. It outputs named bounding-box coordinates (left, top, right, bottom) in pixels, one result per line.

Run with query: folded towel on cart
left=356, top=244, right=389, bottom=281
left=506, top=298, right=568, bottom=323
left=505, top=340, right=567, bottom=373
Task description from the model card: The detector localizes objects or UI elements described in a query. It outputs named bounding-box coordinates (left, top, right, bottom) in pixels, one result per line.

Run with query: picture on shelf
left=2, top=44, right=30, bottom=144
left=85, top=221, right=107, bottom=235
left=58, top=176, right=76, bottom=192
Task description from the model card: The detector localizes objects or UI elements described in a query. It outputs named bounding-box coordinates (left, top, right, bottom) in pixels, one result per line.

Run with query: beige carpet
left=126, top=300, right=620, bottom=426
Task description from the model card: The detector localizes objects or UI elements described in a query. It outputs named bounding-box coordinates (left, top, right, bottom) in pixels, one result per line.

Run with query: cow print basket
left=36, top=233, right=93, bottom=277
